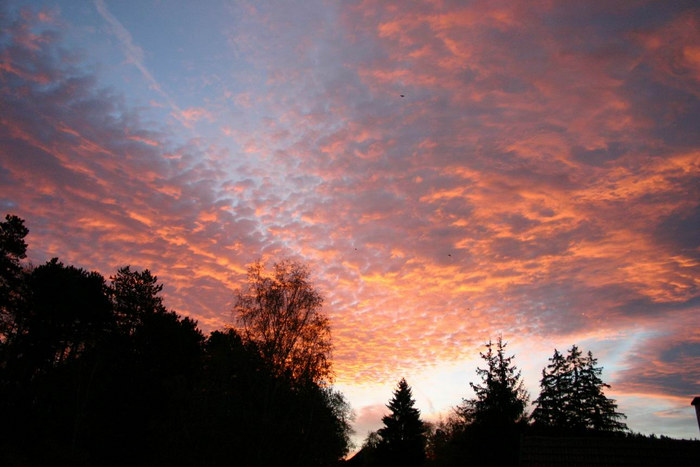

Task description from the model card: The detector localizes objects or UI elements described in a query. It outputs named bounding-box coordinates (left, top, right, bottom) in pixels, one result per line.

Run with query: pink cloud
left=180, top=107, right=214, bottom=125
left=0, top=2, right=698, bottom=438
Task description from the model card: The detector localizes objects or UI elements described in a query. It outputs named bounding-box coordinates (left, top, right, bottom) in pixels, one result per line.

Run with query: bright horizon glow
left=1, top=0, right=698, bottom=451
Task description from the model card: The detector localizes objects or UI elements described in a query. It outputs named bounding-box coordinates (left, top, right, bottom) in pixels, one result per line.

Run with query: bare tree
left=233, top=259, right=333, bottom=385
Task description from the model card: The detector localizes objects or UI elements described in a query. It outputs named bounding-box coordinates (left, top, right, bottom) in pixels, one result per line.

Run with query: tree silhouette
left=96, top=265, right=204, bottom=463
left=376, top=378, right=427, bottom=467
left=531, top=348, right=569, bottom=429
left=533, top=346, right=627, bottom=432
left=578, top=349, right=627, bottom=431
left=233, top=259, right=332, bottom=385
left=0, top=256, right=117, bottom=464
left=196, top=327, right=352, bottom=466
left=354, top=430, right=382, bottom=466
left=460, top=337, right=529, bottom=429
left=449, top=337, right=529, bottom=466
left=0, top=214, right=28, bottom=341
left=110, top=266, right=167, bottom=333
left=0, top=216, right=352, bottom=466
left=26, top=259, right=113, bottom=367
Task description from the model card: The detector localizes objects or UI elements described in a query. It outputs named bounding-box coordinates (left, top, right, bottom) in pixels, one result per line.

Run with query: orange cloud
left=1, top=1, right=698, bottom=439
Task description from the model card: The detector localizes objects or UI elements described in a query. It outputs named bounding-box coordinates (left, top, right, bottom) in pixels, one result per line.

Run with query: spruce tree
left=565, top=345, right=587, bottom=429
left=377, top=378, right=427, bottom=467
left=460, top=337, right=529, bottom=429
left=532, top=349, right=569, bottom=428
left=452, top=338, right=529, bottom=466
left=532, top=346, right=627, bottom=432
left=578, top=350, right=627, bottom=431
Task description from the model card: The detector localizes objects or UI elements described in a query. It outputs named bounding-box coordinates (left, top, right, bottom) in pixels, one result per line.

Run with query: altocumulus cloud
left=0, top=1, right=698, bottom=437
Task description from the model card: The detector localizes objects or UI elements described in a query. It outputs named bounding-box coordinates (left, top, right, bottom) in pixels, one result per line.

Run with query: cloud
left=354, top=403, right=388, bottom=437
left=180, top=107, right=214, bottom=126
left=615, top=311, right=700, bottom=398
left=213, top=0, right=700, bottom=391
left=93, top=0, right=191, bottom=128
left=0, top=1, right=698, bottom=438
left=0, top=6, right=266, bottom=327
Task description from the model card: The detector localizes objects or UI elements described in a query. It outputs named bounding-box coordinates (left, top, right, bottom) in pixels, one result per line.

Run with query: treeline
left=0, top=215, right=351, bottom=466
left=354, top=338, right=629, bottom=467
left=0, top=214, right=636, bottom=466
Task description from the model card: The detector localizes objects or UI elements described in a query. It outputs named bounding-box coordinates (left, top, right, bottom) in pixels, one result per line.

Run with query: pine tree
left=565, top=345, right=587, bottom=430
left=532, top=349, right=569, bottom=428
left=460, top=337, right=529, bottom=429
left=532, top=346, right=627, bottom=432
left=578, top=350, right=627, bottom=431
left=377, top=378, right=427, bottom=467
left=111, top=266, right=167, bottom=334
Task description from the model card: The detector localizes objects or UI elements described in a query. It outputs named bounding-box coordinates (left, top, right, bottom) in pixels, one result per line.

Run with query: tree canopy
left=459, top=337, right=529, bottom=429
left=0, top=214, right=28, bottom=341
left=0, top=214, right=642, bottom=466
left=424, top=337, right=531, bottom=466
left=0, top=215, right=351, bottom=466
left=532, top=345, right=627, bottom=432
left=233, top=259, right=333, bottom=385
left=376, top=378, right=428, bottom=467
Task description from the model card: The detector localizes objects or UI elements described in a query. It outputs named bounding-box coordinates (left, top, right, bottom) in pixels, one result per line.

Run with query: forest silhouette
left=0, top=214, right=678, bottom=466
left=0, top=215, right=350, bottom=466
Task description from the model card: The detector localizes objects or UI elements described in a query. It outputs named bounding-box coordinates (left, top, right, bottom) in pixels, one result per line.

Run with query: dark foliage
left=194, top=329, right=352, bottom=466
left=374, top=378, right=427, bottom=467
left=0, top=215, right=644, bottom=466
left=233, top=259, right=333, bottom=385
left=0, top=215, right=351, bottom=466
left=531, top=348, right=568, bottom=429
left=532, top=345, right=627, bottom=433
left=0, top=214, right=29, bottom=341
left=426, top=341, right=631, bottom=466
left=426, top=338, right=529, bottom=467
left=459, top=337, right=529, bottom=429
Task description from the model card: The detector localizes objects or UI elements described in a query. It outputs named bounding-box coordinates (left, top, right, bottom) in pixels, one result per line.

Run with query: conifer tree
left=377, top=378, right=427, bottom=467
left=460, top=337, right=529, bottom=429
left=533, top=345, right=627, bottom=432
left=532, top=349, right=569, bottom=428
left=578, top=350, right=627, bottom=431
left=111, top=266, right=167, bottom=334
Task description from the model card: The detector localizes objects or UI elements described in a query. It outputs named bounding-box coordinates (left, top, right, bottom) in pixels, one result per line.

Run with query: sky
left=1, top=0, right=699, bottom=448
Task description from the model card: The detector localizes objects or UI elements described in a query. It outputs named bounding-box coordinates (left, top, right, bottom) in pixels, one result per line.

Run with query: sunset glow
left=1, top=0, right=698, bottom=447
